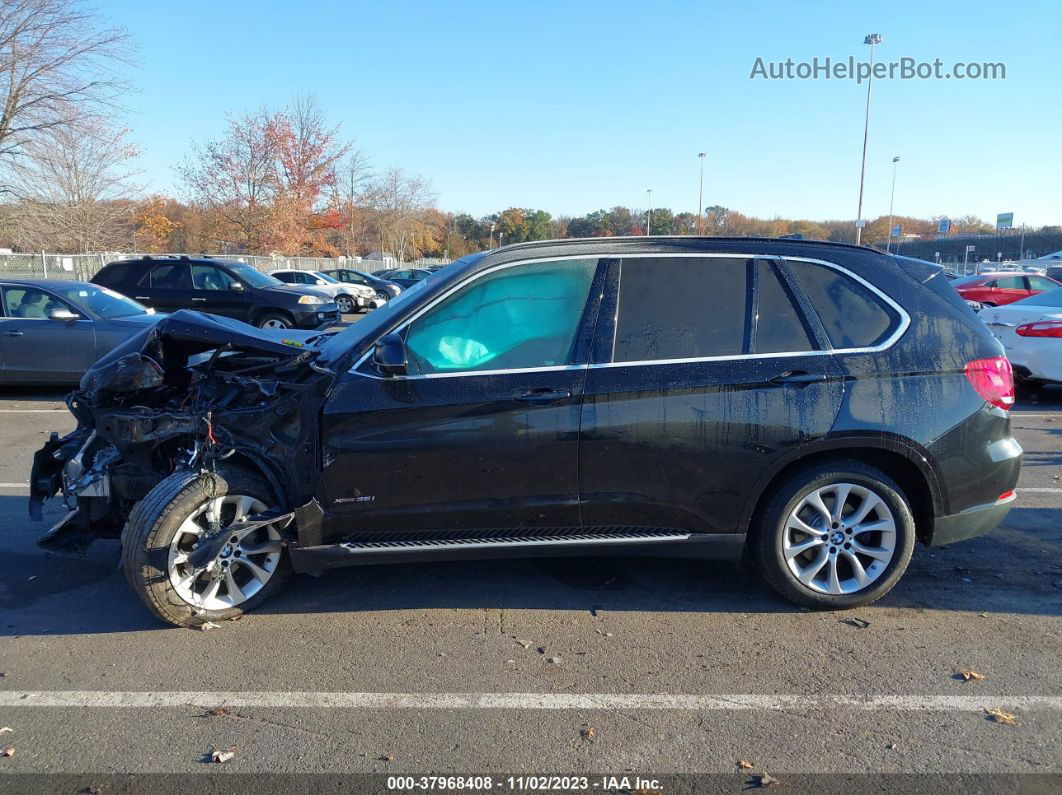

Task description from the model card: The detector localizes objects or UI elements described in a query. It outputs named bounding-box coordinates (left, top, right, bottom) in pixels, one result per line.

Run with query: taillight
left=964, top=356, right=1014, bottom=410
left=1016, top=320, right=1062, bottom=338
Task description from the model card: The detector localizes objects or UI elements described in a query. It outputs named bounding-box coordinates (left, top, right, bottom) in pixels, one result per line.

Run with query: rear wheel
left=752, top=461, right=915, bottom=609
left=120, top=468, right=291, bottom=627
left=257, top=312, right=293, bottom=330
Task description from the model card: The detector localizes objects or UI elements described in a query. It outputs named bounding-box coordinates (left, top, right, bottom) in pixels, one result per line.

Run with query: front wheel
left=751, top=461, right=915, bottom=610
left=257, top=312, right=293, bottom=330
left=120, top=468, right=291, bottom=627
left=335, top=295, right=354, bottom=314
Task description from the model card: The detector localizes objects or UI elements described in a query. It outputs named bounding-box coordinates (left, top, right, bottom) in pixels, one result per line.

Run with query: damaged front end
left=30, top=310, right=336, bottom=555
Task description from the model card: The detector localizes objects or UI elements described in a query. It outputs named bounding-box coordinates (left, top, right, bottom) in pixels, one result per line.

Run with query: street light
left=489, top=221, right=496, bottom=248
left=855, top=33, right=883, bottom=246
left=696, top=153, right=707, bottom=235
left=646, top=189, right=652, bottom=236
left=885, top=155, right=900, bottom=254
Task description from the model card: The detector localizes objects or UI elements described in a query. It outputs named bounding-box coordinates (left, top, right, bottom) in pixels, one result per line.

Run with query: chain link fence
left=0, top=252, right=452, bottom=282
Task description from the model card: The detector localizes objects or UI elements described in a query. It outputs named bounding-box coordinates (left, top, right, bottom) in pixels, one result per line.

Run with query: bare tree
left=0, top=0, right=131, bottom=171
left=365, top=168, right=436, bottom=261
left=6, top=118, right=141, bottom=251
left=327, top=148, right=372, bottom=257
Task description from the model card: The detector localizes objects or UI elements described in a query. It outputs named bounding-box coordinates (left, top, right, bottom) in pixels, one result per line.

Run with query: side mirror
left=49, top=308, right=80, bottom=322
left=373, top=333, right=407, bottom=376
left=230, top=281, right=244, bottom=291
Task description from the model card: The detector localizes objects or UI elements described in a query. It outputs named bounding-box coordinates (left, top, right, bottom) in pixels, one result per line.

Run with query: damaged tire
left=121, top=468, right=291, bottom=628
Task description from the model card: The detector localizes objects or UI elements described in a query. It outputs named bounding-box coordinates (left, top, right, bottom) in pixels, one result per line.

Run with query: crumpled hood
left=80, top=310, right=322, bottom=397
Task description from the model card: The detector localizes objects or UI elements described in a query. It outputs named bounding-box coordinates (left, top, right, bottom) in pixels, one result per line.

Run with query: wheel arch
left=251, top=307, right=295, bottom=327
left=741, top=437, right=943, bottom=546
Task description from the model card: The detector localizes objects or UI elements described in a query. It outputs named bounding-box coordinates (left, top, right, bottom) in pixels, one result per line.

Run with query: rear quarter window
left=787, top=260, right=898, bottom=349
left=95, top=262, right=132, bottom=286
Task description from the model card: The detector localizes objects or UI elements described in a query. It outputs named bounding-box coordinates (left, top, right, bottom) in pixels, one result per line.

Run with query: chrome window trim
left=348, top=251, right=910, bottom=381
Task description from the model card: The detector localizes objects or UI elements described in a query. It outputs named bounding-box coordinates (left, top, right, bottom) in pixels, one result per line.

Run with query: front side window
left=404, top=259, right=597, bottom=374
left=614, top=257, right=750, bottom=362
left=1027, top=276, right=1058, bottom=291
left=787, top=260, right=897, bottom=349
left=191, top=265, right=238, bottom=290
left=3, top=287, right=75, bottom=319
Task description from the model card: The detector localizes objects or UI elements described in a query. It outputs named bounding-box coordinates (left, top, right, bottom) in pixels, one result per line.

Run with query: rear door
left=990, top=275, right=1029, bottom=304
left=579, top=255, right=844, bottom=535
left=0, top=285, right=97, bottom=382
left=132, top=262, right=193, bottom=312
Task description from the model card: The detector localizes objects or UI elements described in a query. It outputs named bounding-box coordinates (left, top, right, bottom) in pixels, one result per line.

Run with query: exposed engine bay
left=29, top=310, right=337, bottom=555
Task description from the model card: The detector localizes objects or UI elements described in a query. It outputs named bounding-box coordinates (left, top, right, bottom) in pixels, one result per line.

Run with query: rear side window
left=95, top=262, right=132, bottom=287
left=787, top=261, right=897, bottom=349
left=139, top=263, right=190, bottom=290
left=754, top=261, right=813, bottom=354
left=995, top=276, right=1024, bottom=289
left=614, top=257, right=749, bottom=362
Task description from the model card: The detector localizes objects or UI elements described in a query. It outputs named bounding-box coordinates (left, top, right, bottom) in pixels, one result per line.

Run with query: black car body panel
left=32, top=238, right=1020, bottom=570
left=92, top=256, right=340, bottom=329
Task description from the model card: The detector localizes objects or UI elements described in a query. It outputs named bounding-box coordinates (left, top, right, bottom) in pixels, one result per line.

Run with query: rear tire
left=751, top=460, right=915, bottom=610
left=120, top=468, right=291, bottom=628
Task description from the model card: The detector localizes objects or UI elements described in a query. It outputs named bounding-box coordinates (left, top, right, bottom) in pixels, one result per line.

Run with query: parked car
left=0, top=280, right=163, bottom=384
left=375, top=268, right=433, bottom=288
left=952, top=272, right=1061, bottom=306
left=32, top=238, right=1021, bottom=627
left=1046, top=265, right=1062, bottom=282
left=92, top=256, right=340, bottom=330
left=980, top=287, right=1062, bottom=392
left=320, top=268, right=402, bottom=301
left=269, top=269, right=378, bottom=314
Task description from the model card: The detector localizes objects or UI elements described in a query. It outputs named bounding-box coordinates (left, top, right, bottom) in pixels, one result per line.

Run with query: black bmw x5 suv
left=32, top=237, right=1021, bottom=626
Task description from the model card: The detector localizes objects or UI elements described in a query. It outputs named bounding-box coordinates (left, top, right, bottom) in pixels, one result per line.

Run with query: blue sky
left=104, top=0, right=1060, bottom=225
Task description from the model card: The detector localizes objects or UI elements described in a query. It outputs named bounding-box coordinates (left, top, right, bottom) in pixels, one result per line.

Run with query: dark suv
left=92, top=256, right=340, bottom=330
left=32, top=238, right=1021, bottom=627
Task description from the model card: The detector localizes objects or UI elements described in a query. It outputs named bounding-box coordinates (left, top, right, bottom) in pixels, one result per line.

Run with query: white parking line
left=0, top=409, right=66, bottom=413
left=0, top=691, right=1059, bottom=711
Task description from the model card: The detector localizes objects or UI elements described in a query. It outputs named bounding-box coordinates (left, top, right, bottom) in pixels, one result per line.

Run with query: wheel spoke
left=223, top=568, right=244, bottom=602
left=241, top=539, right=282, bottom=556
left=851, top=541, right=892, bottom=561
left=784, top=537, right=825, bottom=560
left=786, top=515, right=827, bottom=537
left=851, top=517, right=895, bottom=537
left=233, top=495, right=255, bottom=522
left=797, top=547, right=830, bottom=585
left=805, top=491, right=833, bottom=526
left=842, top=550, right=871, bottom=587
left=199, top=577, right=222, bottom=604
left=827, top=553, right=842, bottom=594
left=847, top=493, right=883, bottom=527
left=830, top=484, right=852, bottom=523
left=236, top=557, right=271, bottom=584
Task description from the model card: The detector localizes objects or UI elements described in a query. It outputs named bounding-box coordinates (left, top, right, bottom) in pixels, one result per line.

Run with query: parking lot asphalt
left=0, top=372, right=1059, bottom=785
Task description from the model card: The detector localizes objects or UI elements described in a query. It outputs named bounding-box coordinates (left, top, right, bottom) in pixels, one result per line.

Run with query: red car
left=953, top=272, right=1061, bottom=307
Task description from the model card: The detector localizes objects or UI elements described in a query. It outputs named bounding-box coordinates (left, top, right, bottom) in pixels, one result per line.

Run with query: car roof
left=0, top=278, right=98, bottom=289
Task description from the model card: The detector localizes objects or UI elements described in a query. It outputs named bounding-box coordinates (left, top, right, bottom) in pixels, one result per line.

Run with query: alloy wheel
left=260, top=318, right=289, bottom=330
left=782, top=482, right=896, bottom=595
left=167, top=495, right=283, bottom=610
left=336, top=296, right=354, bottom=314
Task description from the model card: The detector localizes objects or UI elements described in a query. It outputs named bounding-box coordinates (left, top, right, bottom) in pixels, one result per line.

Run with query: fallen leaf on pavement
left=0, top=727, right=11, bottom=734
left=2, top=745, right=14, bottom=758
left=210, top=746, right=237, bottom=763
left=580, top=725, right=596, bottom=740
left=200, top=622, right=221, bottom=631
left=985, top=707, right=1017, bottom=726
left=737, top=759, right=754, bottom=769
left=206, top=706, right=232, bottom=717
left=841, top=617, right=870, bottom=628
left=514, top=638, right=532, bottom=649
left=959, top=671, right=986, bottom=682
left=78, top=787, right=104, bottom=795
left=379, top=754, right=394, bottom=762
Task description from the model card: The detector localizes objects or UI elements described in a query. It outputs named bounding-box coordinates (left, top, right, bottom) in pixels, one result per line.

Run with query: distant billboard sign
left=891, top=224, right=901, bottom=239
left=937, top=218, right=951, bottom=235
left=854, top=219, right=867, bottom=228
left=996, top=212, right=1014, bottom=229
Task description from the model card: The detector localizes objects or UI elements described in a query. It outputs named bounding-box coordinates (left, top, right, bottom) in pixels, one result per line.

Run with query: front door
left=188, top=263, right=254, bottom=319
left=579, top=255, right=845, bottom=535
left=132, top=262, right=194, bottom=313
left=0, top=285, right=97, bottom=382
left=319, top=257, right=605, bottom=542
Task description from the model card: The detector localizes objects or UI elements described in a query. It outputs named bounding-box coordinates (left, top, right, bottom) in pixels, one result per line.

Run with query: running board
left=341, top=530, right=691, bottom=554
left=288, top=530, right=701, bottom=573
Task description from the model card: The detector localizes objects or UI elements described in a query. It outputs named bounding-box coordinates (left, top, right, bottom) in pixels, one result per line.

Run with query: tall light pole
left=489, top=221, right=495, bottom=248
left=646, top=189, right=652, bottom=236
left=855, top=33, right=883, bottom=246
left=885, top=155, right=900, bottom=254
left=696, top=152, right=706, bottom=234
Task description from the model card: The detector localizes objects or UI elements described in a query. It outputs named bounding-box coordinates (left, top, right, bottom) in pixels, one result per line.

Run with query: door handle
left=768, top=370, right=828, bottom=386
left=2, top=330, right=23, bottom=337
left=134, top=296, right=150, bottom=301
left=192, top=298, right=207, bottom=302
left=515, top=388, right=572, bottom=404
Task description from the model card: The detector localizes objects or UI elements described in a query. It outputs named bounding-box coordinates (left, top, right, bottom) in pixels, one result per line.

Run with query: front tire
left=752, top=460, right=915, bottom=610
left=120, top=468, right=291, bottom=627
left=257, top=312, right=293, bottom=330
left=335, top=295, right=354, bottom=314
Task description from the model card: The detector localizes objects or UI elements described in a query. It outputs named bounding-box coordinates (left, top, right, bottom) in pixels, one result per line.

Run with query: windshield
left=52, top=285, right=149, bottom=319
left=952, top=275, right=986, bottom=286
left=311, top=271, right=340, bottom=284
left=224, top=261, right=283, bottom=288
left=1014, top=287, right=1062, bottom=308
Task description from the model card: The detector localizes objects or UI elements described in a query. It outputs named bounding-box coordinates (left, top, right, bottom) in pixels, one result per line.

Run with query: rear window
left=95, top=262, right=134, bottom=286
left=754, top=261, right=813, bottom=354
left=615, top=257, right=750, bottom=362
left=787, top=260, right=897, bottom=349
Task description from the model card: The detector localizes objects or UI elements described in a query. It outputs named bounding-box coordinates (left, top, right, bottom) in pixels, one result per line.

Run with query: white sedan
left=270, top=269, right=380, bottom=314
left=980, top=287, right=1062, bottom=387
